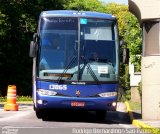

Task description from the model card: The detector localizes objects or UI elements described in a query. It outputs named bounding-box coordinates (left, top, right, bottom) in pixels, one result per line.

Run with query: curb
left=125, top=101, right=160, bottom=134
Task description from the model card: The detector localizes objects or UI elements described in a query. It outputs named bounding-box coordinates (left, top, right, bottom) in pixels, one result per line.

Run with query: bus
left=30, top=10, right=119, bottom=119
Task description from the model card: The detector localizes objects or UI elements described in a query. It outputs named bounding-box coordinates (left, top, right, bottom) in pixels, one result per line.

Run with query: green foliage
left=124, top=14, right=142, bottom=72
left=0, top=11, right=7, bottom=37
left=0, top=96, right=32, bottom=102
left=16, top=96, right=32, bottom=102
left=138, top=81, right=142, bottom=99
left=119, top=64, right=131, bottom=101
left=65, top=0, right=105, bottom=12
left=128, top=101, right=141, bottom=111
left=0, top=96, right=6, bottom=102
left=104, top=3, right=128, bottom=39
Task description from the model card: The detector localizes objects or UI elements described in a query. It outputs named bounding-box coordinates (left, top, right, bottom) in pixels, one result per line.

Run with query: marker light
left=37, top=89, right=57, bottom=96
left=99, top=92, right=117, bottom=97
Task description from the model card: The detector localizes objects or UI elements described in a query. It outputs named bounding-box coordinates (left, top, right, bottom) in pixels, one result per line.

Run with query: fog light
left=37, top=100, right=43, bottom=104
left=112, top=102, right=116, bottom=107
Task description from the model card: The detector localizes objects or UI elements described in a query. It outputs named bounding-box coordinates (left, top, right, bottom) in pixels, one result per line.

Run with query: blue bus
left=30, top=10, right=119, bottom=119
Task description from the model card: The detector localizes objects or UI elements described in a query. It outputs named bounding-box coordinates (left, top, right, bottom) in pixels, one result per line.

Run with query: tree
left=65, top=0, right=105, bottom=12
left=124, top=14, right=142, bottom=72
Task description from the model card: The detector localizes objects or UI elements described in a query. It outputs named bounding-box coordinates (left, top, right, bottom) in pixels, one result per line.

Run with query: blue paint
left=35, top=80, right=118, bottom=110
left=40, top=10, right=116, bottom=21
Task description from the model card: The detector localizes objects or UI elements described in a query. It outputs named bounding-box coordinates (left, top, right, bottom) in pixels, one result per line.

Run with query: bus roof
left=40, top=10, right=116, bottom=21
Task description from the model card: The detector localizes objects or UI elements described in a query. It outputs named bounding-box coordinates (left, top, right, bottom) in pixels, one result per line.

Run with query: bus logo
left=76, top=90, right=81, bottom=97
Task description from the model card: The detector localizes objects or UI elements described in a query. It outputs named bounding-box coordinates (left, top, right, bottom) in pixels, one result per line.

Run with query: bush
left=0, top=96, right=32, bottom=102
left=118, top=64, right=131, bottom=101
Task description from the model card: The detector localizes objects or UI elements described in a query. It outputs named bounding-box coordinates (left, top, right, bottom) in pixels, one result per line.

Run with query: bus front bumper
left=35, top=95, right=117, bottom=111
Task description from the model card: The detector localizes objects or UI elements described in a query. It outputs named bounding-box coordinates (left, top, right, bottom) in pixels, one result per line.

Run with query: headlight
left=37, top=89, right=57, bottom=96
left=99, top=92, right=117, bottom=97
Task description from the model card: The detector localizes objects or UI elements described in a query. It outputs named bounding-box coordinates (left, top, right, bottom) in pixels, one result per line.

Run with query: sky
left=100, top=0, right=128, bottom=5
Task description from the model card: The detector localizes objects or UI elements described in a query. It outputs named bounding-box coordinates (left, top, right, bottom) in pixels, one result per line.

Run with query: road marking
left=119, top=124, right=136, bottom=128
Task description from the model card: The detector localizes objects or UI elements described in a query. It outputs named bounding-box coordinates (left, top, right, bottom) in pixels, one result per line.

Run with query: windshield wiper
left=57, top=54, right=77, bottom=84
left=81, top=56, right=99, bottom=84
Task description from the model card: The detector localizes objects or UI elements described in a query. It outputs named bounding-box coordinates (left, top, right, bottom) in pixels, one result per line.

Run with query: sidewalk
left=125, top=101, right=160, bottom=134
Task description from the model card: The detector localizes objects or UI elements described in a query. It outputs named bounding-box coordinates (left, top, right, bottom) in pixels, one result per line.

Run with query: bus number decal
left=49, top=85, right=67, bottom=90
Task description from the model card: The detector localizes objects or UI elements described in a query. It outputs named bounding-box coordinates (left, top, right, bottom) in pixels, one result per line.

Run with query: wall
left=129, top=62, right=141, bottom=102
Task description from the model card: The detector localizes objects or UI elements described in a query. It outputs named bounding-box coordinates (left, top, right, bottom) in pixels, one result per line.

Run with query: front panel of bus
left=34, top=15, right=119, bottom=112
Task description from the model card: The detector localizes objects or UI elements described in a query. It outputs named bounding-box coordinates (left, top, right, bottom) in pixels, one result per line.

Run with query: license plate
left=71, top=101, right=85, bottom=107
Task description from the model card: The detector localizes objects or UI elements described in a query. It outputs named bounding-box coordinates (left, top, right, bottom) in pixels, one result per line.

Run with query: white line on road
left=119, top=124, right=136, bottom=128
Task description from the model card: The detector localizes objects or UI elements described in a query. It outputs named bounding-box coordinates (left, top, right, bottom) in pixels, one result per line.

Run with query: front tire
left=35, top=109, right=43, bottom=119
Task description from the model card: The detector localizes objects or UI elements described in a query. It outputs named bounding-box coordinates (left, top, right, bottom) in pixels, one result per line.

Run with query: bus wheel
left=96, top=110, right=106, bottom=121
left=35, top=109, right=43, bottom=119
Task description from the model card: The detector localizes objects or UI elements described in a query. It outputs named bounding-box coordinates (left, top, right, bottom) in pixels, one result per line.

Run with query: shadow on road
left=40, top=110, right=131, bottom=124
left=132, top=111, right=142, bottom=120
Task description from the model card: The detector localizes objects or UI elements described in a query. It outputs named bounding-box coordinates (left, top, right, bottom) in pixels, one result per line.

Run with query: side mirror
left=33, top=33, right=38, bottom=42
left=123, top=48, right=129, bottom=64
left=29, top=41, right=36, bottom=57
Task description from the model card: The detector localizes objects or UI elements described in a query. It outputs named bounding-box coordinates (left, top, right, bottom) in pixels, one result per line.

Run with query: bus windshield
left=38, top=17, right=119, bottom=83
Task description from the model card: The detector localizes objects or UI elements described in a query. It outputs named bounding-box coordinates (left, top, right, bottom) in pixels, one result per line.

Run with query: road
left=0, top=104, right=147, bottom=134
